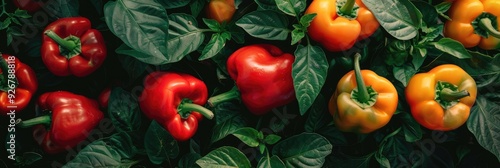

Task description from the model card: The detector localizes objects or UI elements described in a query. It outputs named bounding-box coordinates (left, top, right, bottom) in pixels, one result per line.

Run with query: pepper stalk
left=473, top=12, right=500, bottom=39
left=44, top=30, right=82, bottom=58
left=351, top=53, right=378, bottom=109
left=207, top=86, right=240, bottom=107
left=178, top=99, right=214, bottom=119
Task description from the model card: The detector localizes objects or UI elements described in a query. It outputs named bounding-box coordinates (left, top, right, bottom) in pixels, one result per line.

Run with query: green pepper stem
left=44, top=30, right=78, bottom=51
left=479, top=18, right=500, bottom=39
left=16, top=115, right=51, bottom=128
left=178, top=103, right=214, bottom=120
left=353, top=53, right=370, bottom=103
left=340, top=0, right=356, bottom=15
left=439, top=88, right=470, bottom=102
left=207, top=86, right=240, bottom=107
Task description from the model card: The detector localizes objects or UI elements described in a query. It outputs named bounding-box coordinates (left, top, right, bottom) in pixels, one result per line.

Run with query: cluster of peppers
left=5, top=0, right=483, bottom=154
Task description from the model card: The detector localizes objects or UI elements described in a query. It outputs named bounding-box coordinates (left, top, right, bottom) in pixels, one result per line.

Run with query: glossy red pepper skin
left=41, top=17, right=107, bottom=77
left=98, top=87, right=111, bottom=110
left=12, top=0, right=45, bottom=13
left=227, top=44, right=295, bottom=115
left=139, top=72, right=213, bottom=141
left=34, top=91, right=104, bottom=154
left=0, top=54, right=38, bottom=115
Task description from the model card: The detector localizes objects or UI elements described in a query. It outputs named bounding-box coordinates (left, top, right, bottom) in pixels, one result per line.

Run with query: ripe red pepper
left=139, top=72, right=214, bottom=141
left=208, top=44, right=296, bottom=115
left=98, top=87, right=111, bottom=110
left=0, top=53, right=37, bottom=115
left=18, top=91, right=104, bottom=154
left=12, top=0, right=45, bottom=13
left=41, top=17, right=107, bottom=77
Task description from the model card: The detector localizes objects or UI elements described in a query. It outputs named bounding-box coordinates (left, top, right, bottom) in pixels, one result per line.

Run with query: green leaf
left=362, top=0, right=422, bottom=40
left=255, top=0, right=278, bottom=11
left=211, top=115, right=246, bottom=144
left=52, top=0, right=80, bottom=18
left=116, top=48, right=148, bottom=83
left=14, top=152, right=42, bottom=166
left=324, top=152, right=374, bottom=168
left=264, top=134, right=282, bottom=145
left=272, top=132, right=332, bottom=167
left=374, top=128, right=402, bottom=168
left=167, top=13, right=206, bottom=62
left=1, top=18, right=11, bottom=30
left=431, top=38, right=472, bottom=59
left=144, top=121, right=179, bottom=164
left=14, top=9, right=31, bottom=18
left=236, top=10, right=290, bottom=40
left=435, top=2, right=452, bottom=20
left=104, top=0, right=170, bottom=65
left=400, top=112, right=422, bottom=142
left=196, top=146, right=251, bottom=168
left=158, top=0, right=190, bottom=9
left=467, top=96, right=500, bottom=162
left=213, top=101, right=243, bottom=125
left=412, top=1, right=438, bottom=26
left=257, top=155, right=286, bottom=168
left=199, top=33, right=227, bottom=60
left=108, top=87, right=142, bottom=132
left=232, top=127, right=260, bottom=147
left=190, top=0, right=206, bottom=18
left=90, top=0, right=104, bottom=16
left=299, top=13, right=317, bottom=28
left=64, top=133, right=138, bottom=168
left=190, top=139, right=200, bottom=154
left=291, top=28, right=305, bottom=45
left=411, top=47, right=427, bottom=70
left=393, top=64, right=417, bottom=86
left=304, top=94, right=330, bottom=132
left=178, top=153, right=202, bottom=168
left=203, top=18, right=221, bottom=31
left=275, top=0, right=306, bottom=17
left=293, top=44, right=329, bottom=115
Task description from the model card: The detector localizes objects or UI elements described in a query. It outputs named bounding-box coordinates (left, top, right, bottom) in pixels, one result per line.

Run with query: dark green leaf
left=199, top=33, right=226, bottom=60
left=411, top=47, right=427, bottom=70
left=64, top=133, right=138, bottom=167
left=90, top=0, right=104, bottom=16
left=264, top=134, right=281, bottom=145
left=255, top=0, right=278, bottom=11
left=1, top=18, right=11, bottom=30
left=316, top=123, right=348, bottom=146
left=299, top=13, right=317, bottom=28
left=14, top=152, right=42, bottom=166
left=52, top=0, right=80, bottom=17
left=293, top=44, right=329, bottom=115
left=291, top=28, right=305, bottom=45
left=393, top=64, right=417, bottom=86
left=190, top=139, right=200, bottom=154
left=196, top=146, right=251, bottom=168
left=116, top=47, right=148, bottom=83
left=304, top=94, right=330, bottom=132
left=203, top=18, right=221, bottom=31
left=412, top=1, right=438, bottom=26
left=435, top=2, right=452, bottom=20
left=236, top=10, right=290, bottom=40
left=167, top=13, right=205, bottom=62
left=104, top=0, right=170, bottom=65
left=374, top=128, right=402, bottom=168
left=213, top=101, right=243, bottom=125
left=158, top=0, right=190, bottom=9
left=108, top=87, right=142, bottom=132
left=257, top=155, right=286, bottom=168
left=178, top=153, right=201, bottom=168
left=431, top=38, right=472, bottom=59
left=14, top=9, right=31, bottom=18
left=211, top=115, right=246, bottom=144
left=400, top=112, right=422, bottom=142
left=232, top=127, right=260, bottom=147
left=190, top=0, right=206, bottom=18
left=362, top=0, right=422, bottom=40
left=272, top=133, right=332, bottom=167
left=275, top=0, right=306, bottom=17
left=467, top=96, right=500, bottom=161
left=420, top=25, right=443, bottom=43
left=144, top=121, right=179, bottom=164
left=10, top=17, right=20, bottom=25
left=324, top=152, right=374, bottom=168
left=228, top=23, right=245, bottom=44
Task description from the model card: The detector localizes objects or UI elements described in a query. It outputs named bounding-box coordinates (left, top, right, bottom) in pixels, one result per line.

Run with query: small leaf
left=275, top=0, right=307, bottom=17
left=211, top=115, right=246, bottom=144
left=431, top=38, right=472, bottom=59
left=236, top=10, right=290, bottom=40
left=232, top=127, right=260, bottom=147
left=14, top=9, right=31, bottom=18
left=467, top=96, right=500, bottom=162
left=108, top=87, right=142, bottom=132
left=291, top=29, right=305, bottom=45
left=400, top=112, right=422, bottom=142
left=362, top=0, right=422, bottom=40
left=1, top=18, right=11, bottom=30
left=299, top=13, right=317, bottom=27
left=264, top=134, right=281, bottom=145
left=14, top=152, right=42, bottom=166
left=144, top=121, right=179, bottom=164
left=293, top=44, right=329, bottom=115
left=203, top=18, right=221, bottom=31
left=199, top=33, right=226, bottom=60
left=196, top=146, right=251, bottom=168
left=435, top=2, right=452, bottom=20
left=257, top=155, right=286, bottom=168
left=272, top=132, right=332, bottom=167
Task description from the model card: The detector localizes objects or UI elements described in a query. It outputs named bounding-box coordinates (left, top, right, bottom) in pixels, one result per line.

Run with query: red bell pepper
left=98, top=87, right=111, bottom=110
left=12, top=0, right=45, bottom=13
left=139, top=72, right=214, bottom=141
left=41, top=17, right=107, bottom=77
left=18, top=91, right=104, bottom=154
left=0, top=53, right=37, bottom=115
left=208, top=44, right=296, bottom=115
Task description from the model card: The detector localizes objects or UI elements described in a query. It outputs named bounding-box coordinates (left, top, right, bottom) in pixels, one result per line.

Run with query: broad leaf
left=104, top=0, right=170, bottom=65
left=236, top=10, right=290, bottom=40
left=190, top=0, right=206, bottom=17
left=304, top=94, right=330, bottom=132
left=393, top=64, right=417, bottom=86
left=399, top=112, right=422, bottom=143
left=211, top=115, right=246, bottom=144
left=324, top=152, right=374, bottom=168
left=196, top=146, right=251, bottom=168
left=50, top=0, right=79, bottom=18
left=108, top=88, right=142, bottom=132
left=275, top=0, right=306, bottom=17
left=232, top=127, right=260, bottom=147
left=293, top=44, right=329, bottom=115
left=255, top=0, right=278, bottom=11
left=199, top=33, right=227, bottom=60
left=431, top=38, right=472, bottom=59
left=167, top=13, right=205, bottom=62
left=257, top=155, right=286, bottom=168
left=467, top=96, right=500, bottom=162
left=115, top=48, right=148, bottom=83
left=158, top=0, right=190, bottom=9
left=144, top=121, right=179, bottom=164
left=178, top=153, right=201, bottom=168
left=272, top=133, right=332, bottom=167
left=362, top=0, right=422, bottom=40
